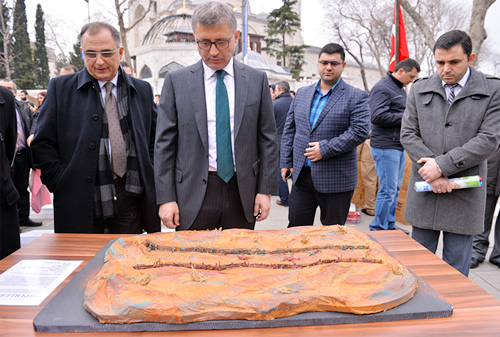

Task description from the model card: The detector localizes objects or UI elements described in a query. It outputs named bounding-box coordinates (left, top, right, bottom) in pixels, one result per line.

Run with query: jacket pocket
left=5, top=187, right=19, bottom=206
left=252, top=160, right=260, bottom=176
left=175, top=167, right=183, bottom=183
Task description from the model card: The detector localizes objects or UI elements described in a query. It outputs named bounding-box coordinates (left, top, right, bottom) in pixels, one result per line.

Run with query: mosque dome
left=142, top=13, right=194, bottom=45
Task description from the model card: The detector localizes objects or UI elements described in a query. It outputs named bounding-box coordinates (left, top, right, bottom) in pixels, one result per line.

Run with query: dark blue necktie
left=216, top=70, right=234, bottom=183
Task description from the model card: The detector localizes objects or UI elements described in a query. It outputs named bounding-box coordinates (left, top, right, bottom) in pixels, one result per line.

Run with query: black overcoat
left=31, top=68, right=160, bottom=233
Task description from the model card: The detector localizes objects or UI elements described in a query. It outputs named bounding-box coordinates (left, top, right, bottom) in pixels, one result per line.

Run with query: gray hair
left=0, top=78, right=16, bottom=90
left=191, top=1, right=237, bottom=34
left=80, top=22, right=121, bottom=47
left=275, top=81, right=290, bottom=93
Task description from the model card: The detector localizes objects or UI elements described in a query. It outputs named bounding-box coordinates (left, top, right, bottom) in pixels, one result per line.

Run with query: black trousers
left=288, top=168, right=353, bottom=227
left=0, top=200, right=20, bottom=259
left=188, top=173, right=255, bottom=231
left=10, top=149, right=30, bottom=224
left=472, top=193, right=500, bottom=264
left=93, top=182, right=142, bottom=234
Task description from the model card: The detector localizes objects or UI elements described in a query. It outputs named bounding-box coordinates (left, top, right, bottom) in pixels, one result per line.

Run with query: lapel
left=186, top=60, right=209, bottom=153
left=311, top=79, right=345, bottom=133
left=233, top=59, right=248, bottom=139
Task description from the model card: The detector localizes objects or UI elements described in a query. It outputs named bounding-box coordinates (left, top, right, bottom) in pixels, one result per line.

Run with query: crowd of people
left=1, top=1, right=499, bottom=278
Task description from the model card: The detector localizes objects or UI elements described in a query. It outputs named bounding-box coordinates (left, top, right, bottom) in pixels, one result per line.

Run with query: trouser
left=288, top=168, right=353, bottom=227
left=10, top=148, right=30, bottom=224
left=369, top=147, right=405, bottom=231
left=472, top=193, right=500, bottom=264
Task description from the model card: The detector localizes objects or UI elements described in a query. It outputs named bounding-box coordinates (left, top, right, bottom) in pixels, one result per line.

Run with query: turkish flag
left=389, top=2, right=409, bottom=72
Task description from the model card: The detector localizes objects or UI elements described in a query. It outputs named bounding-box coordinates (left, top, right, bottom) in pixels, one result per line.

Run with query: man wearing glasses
left=280, top=43, right=370, bottom=227
left=155, top=1, right=277, bottom=231
left=31, top=22, right=160, bottom=234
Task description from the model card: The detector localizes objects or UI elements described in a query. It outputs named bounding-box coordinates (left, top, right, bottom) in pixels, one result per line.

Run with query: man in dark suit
left=0, top=79, right=42, bottom=228
left=0, top=85, right=21, bottom=259
left=280, top=43, right=370, bottom=227
left=273, top=81, right=293, bottom=207
left=155, top=1, right=278, bottom=231
left=31, top=22, right=160, bottom=234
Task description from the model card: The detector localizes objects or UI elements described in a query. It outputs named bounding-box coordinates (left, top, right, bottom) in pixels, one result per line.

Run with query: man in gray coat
left=155, top=1, right=277, bottom=231
left=401, top=30, right=500, bottom=276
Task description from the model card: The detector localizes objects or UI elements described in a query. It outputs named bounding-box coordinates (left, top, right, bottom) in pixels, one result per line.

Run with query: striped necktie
left=447, top=83, right=459, bottom=106
left=215, top=70, right=234, bottom=183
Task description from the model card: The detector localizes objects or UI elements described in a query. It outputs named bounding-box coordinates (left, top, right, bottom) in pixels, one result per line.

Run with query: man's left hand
left=254, top=193, right=271, bottom=221
left=417, top=157, right=442, bottom=182
left=304, top=142, right=323, bottom=162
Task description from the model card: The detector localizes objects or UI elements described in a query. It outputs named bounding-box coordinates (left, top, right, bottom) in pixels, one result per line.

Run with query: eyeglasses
left=318, top=60, right=343, bottom=67
left=83, top=47, right=120, bottom=59
left=195, top=36, right=234, bottom=50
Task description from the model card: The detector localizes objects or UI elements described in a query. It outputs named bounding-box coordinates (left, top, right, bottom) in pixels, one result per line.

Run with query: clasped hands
left=417, top=157, right=452, bottom=194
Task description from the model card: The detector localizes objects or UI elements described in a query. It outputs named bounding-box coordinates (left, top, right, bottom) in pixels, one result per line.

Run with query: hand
left=417, top=157, right=442, bottom=182
left=281, top=168, right=293, bottom=182
left=304, top=142, right=323, bottom=162
left=254, top=193, right=271, bottom=221
left=27, top=134, right=34, bottom=147
left=430, top=177, right=452, bottom=194
left=159, top=202, right=180, bottom=228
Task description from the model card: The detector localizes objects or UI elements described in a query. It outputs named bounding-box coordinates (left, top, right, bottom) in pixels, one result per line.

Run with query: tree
left=34, top=4, right=49, bottom=88
left=11, top=0, right=35, bottom=88
left=263, top=0, right=308, bottom=79
left=113, top=0, right=153, bottom=73
left=0, top=0, right=11, bottom=79
left=68, top=35, right=84, bottom=71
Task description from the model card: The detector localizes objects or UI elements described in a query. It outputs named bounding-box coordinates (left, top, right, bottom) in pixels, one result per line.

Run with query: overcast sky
left=15, top=0, right=500, bottom=74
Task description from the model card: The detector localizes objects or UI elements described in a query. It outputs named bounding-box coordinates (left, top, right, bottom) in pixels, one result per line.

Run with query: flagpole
left=395, top=0, right=400, bottom=66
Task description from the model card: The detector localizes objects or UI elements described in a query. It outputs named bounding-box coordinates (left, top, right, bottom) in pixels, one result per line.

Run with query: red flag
left=389, top=1, right=409, bottom=72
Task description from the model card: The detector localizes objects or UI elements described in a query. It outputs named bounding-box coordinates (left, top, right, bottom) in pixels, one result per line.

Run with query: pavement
left=23, top=193, right=500, bottom=301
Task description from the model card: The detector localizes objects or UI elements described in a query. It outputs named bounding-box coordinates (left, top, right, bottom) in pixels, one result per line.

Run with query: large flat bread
left=84, top=226, right=418, bottom=324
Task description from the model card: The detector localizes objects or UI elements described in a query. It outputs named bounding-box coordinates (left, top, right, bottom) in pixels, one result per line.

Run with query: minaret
left=290, top=0, right=304, bottom=46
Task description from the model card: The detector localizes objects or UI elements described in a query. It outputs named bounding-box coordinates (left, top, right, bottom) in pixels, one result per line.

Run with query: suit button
left=445, top=123, right=451, bottom=127
left=457, top=161, right=465, bottom=168
left=92, top=114, right=99, bottom=121
left=203, top=179, right=207, bottom=184
left=89, top=143, right=96, bottom=150
left=86, top=176, right=92, bottom=183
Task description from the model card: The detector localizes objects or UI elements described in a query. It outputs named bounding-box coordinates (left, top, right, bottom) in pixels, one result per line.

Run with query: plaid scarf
left=94, top=74, right=143, bottom=219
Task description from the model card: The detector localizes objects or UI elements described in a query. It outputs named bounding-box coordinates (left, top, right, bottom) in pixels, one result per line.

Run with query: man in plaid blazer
left=280, top=43, right=370, bottom=226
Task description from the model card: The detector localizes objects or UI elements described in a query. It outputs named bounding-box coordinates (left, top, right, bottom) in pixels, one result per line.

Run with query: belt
left=114, top=176, right=126, bottom=185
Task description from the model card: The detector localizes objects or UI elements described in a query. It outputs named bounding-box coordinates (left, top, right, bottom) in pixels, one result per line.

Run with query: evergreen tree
left=34, top=4, right=49, bottom=88
left=68, top=35, right=84, bottom=71
left=0, top=0, right=11, bottom=78
left=11, top=0, right=35, bottom=88
left=263, top=0, right=308, bottom=79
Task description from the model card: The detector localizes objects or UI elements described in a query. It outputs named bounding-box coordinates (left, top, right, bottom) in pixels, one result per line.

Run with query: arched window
left=140, top=65, right=153, bottom=79
left=159, top=62, right=184, bottom=78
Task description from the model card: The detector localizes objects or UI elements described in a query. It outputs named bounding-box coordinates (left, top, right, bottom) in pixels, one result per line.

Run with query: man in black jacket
left=369, top=58, right=420, bottom=231
left=273, top=81, right=293, bottom=206
left=0, top=79, right=42, bottom=228
left=0, top=85, right=21, bottom=259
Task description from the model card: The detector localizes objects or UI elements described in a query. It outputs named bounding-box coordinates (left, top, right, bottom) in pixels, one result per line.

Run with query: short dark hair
left=433, top=30, right=472, bottom=58
left=80, top=22, right=121, bottom=47
left=275, top=81, right=290, bottom=93
left=61, top=64, right=78, bottom=73
left=319, top=43, right=345, bottom=62
left=20, top=89, right=28, bottom=95
left=394, top=58, right=420, bottom=73
left=269, top=84, right=275, bottom=90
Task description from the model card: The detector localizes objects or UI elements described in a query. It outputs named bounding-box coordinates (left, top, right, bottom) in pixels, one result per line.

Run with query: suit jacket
left=280, top=79, right=370, bottom=193
left=401, top=67, right=500, bottom=235
left=0, top=86, right=20, bottom=259
left=155, top=59, right=278, bottom=230
left=31, top=68, right=160, bottom=233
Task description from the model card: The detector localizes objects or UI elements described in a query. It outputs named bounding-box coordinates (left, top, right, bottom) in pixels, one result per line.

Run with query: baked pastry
left=84, top=225, right=418, bottom=324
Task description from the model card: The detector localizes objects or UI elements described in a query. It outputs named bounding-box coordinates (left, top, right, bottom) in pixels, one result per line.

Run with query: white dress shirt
left=202, top=58, right=236, bottom=172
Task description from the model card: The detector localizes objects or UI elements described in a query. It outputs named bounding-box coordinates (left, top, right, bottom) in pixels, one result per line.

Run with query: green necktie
left=216, top=70, right=234, bottom=183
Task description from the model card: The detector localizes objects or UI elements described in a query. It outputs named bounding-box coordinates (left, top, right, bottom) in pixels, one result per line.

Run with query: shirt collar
left=441, top=67, right=470, bottom=89
left=203, top=58, right=234, bottom=81
left=315, top=78, right=341, bottom=96
left=98, top=73, right=119, bottom=89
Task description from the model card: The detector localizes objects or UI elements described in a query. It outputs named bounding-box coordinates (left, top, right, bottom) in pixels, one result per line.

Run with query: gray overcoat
left=401, top=67, right=500, bottom=235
